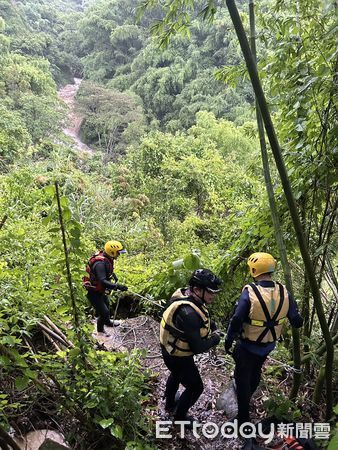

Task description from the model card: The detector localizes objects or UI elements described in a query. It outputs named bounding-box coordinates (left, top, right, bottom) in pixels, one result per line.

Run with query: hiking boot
left=165, top=392, right=181, bottom=414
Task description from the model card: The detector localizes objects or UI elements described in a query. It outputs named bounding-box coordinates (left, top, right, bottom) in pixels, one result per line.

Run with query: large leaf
left=183, top=253, right=200, bottom=270
left=98, top=418, right=114, bottom=429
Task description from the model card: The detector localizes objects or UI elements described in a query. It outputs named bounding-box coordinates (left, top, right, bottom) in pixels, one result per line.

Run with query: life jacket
left=241, top=282, right=289, bottom=343
left=160, top=289, right=211, bottom=357
left=82, top=251, right=114, bottom=293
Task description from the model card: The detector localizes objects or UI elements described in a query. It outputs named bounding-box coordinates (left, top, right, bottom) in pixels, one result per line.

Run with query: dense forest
left=0, top=0, right=337, bottom=449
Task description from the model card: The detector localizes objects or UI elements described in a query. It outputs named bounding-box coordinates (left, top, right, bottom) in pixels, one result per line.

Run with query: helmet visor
left=205, top=286, right=221, bottom=294
left=118, top=249, right=127, bottom=254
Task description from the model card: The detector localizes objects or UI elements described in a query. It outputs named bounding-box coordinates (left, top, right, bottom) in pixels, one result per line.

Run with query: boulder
left=14, top=430, right=70, bottom=450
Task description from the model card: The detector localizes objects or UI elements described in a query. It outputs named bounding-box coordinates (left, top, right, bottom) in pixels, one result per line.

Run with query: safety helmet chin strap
left=191, top=286, right=207, bottom=303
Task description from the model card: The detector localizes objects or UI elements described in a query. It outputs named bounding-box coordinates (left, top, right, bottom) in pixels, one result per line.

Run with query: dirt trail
left=94, top=316, right=244, bottom=450
left=58, top=78, right=94, bottom=155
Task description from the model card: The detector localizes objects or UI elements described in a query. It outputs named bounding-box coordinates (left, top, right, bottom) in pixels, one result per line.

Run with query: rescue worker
left=160, top=268, right=222, bottom=424
left=224, top=252, right=303, bottom=426
left=83, top=240, right=128, bottom=334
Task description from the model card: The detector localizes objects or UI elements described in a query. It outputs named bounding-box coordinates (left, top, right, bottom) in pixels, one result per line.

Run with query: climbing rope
left=196, top=349, right=234, bottom=368
left=128, top=291, right=165, bottom=309
left=267, top=356, right=303, bottom=374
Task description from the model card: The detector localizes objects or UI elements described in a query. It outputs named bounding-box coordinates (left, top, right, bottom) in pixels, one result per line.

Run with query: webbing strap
left=250, top=283, right=284, bottom=343
left=161, top=319, right=186, bottom=340
left=168, top=340, right=191, bottom=353
left=273, top=283, right=285, bottom=321
left=250, top=283, right=275, bottom=342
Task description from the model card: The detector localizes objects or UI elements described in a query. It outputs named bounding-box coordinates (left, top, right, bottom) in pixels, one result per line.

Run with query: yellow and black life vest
left=242, top=282, right=289, bottom=343
left=160, top=289, right=211, bottom=357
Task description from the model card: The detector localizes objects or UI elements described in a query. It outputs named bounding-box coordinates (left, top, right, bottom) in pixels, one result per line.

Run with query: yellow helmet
left=104, top=240, right=126, bottom=258
left=247, top=252, right=276, bottom=277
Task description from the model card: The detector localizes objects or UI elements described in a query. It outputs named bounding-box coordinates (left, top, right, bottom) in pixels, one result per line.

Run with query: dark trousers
left=233, top=343, right=267, bottom=425
left=87, top=291, right=111, bottom=332
left=161, top=346, right=204, bottom=420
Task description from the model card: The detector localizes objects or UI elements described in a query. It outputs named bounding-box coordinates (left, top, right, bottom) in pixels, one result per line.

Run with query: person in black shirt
left=160, top=269, right=223, bottom=423
left=83, top=240, right=128, bottom=334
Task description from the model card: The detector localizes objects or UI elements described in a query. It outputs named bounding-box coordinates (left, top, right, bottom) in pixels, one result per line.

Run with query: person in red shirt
left=83, top=240, right=128, bottom=333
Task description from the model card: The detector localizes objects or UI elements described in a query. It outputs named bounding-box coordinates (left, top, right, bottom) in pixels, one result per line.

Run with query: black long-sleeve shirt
left=173, top=296, right=219, bottom=354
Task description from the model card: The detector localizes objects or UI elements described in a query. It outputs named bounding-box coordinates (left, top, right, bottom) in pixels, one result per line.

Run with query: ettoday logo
left=156, top=419, right=275, bottom=442
left=155, top=420, right=331, bottom=442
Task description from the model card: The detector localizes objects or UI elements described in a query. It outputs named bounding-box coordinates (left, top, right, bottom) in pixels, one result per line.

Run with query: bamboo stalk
left=43, top=315, right=75, bottom=348
left=23, top=337, right=39, bottom=364
left=41, top=330, right=62, bottom=352
left=54, top=181, right=88, bottom=369
left=0, top=424, right=22, bottom=450
left=226, top=0, right=334, bottom=420
left=37, top=322, right=69, bottom=348
left=302, top=332, right=338, bottom=364
left=54, top=182, right=80, bottom=331
left=248, top=0, right=302, bottom=399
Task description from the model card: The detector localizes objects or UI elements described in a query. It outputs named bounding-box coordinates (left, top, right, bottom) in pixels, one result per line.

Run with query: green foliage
left=0, top=0, right=82, bottom=83
left=0, top=105, right=31, bottom=165
left=0, top=28, right=64, bottom=168
left=49, top=348, right=150, bottom=444
left=146, top=250, right=202, bottom=301
left=76, top=81, right=146, bottom=158
left=257, top=0, right=337, bottom=260
left=0, top=171, right=152, bottom=445
left=69, top=0, right=254, bottom=129
left=264, top=392, right=301, bottom=422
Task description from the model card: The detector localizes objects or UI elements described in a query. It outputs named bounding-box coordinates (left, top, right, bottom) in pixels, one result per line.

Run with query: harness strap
left=273, top=282, right=285, bottom=321
left=161, top=318, right=186, bottom=340
left=249, top=283, right=284, bottom=343
left=168, top=339, right=192, bottom=353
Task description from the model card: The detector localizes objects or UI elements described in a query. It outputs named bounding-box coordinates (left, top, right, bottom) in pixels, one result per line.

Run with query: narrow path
left=58, top=78, right=94, bottom=155
left=94, top=316, right=242, bottom=449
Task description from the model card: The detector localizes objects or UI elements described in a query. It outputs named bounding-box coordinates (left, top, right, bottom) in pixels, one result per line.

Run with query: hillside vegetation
left=0, top=0, right=336, bottom=449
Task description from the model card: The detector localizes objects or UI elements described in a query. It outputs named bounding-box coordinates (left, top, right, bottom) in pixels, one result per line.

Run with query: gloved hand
left=224, top=338, right=233, bottom=353
left=116, top=284, right=128, bottom=292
